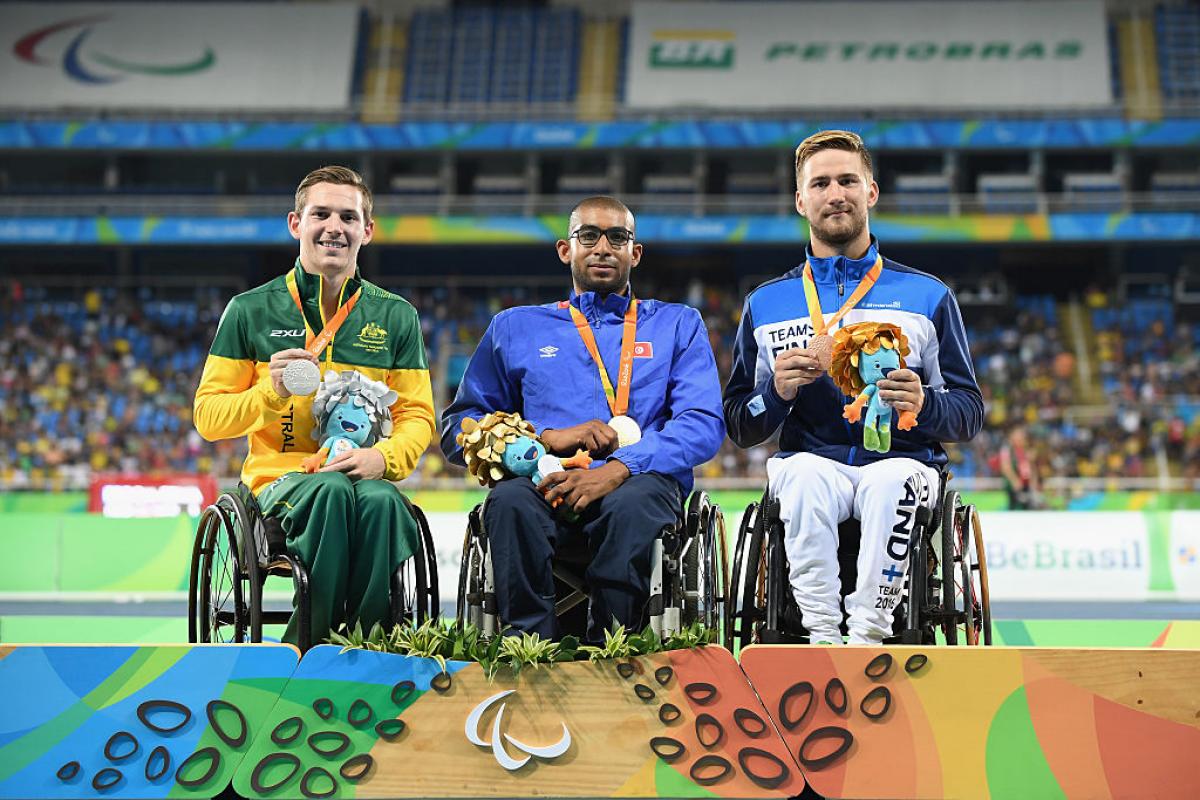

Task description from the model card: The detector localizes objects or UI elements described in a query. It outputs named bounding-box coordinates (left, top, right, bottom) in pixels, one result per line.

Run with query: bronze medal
left=808, top=333, right=835, bottom=372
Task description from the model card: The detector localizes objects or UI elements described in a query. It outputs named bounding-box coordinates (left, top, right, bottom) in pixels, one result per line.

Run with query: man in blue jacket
left=724, top=131, right=983, bottom=645
left=441, top=196, right=725, bottom=641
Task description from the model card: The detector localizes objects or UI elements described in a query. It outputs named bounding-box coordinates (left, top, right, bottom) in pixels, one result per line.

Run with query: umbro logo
left=539, top=345, right=558, bottom=358
left=270, top=329, right=305, bottom=337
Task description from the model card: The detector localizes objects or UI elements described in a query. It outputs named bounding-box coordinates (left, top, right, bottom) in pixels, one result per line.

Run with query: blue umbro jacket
left=723, top=238, right=983, bottom=467
left=441, top=289, right=725, bottom=494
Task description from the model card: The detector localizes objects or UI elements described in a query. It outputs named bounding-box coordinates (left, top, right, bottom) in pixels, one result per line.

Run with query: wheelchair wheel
left=456, top=505, right=497, bottom=635
left=681, top=493, right=727, bottom=636
left=726, top=499, right=767, bottom=652
left=940, top=492, right=989, bottom=645
left=393, top=498, right=439, bottom=626
left=189, top=500, right=251, bottom=644
left=970, top=505, right=993, bottom=645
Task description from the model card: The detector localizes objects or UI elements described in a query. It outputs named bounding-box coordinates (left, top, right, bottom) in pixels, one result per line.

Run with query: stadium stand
left=2, top=0, right=1200, bottom=503
left=4, top=275, right=1195, bottom=497
left=401, top=7, right=581, bottom=111
left=1156, top=2, right=1200, bottom=104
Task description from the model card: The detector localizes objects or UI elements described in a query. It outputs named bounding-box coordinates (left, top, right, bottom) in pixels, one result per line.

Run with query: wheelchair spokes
left=681, top=494, right=727, bottom=636
left=194, top=504, right=247, bottom=644
left=942, top=495, right=990, bottom=646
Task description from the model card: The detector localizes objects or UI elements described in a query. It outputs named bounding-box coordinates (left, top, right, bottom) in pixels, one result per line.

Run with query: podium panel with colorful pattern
left=0, top=644, right=299, bottom=799
left=740, top=644, right=1200, bottom=800
left=233, top=644, right=805, bottom=798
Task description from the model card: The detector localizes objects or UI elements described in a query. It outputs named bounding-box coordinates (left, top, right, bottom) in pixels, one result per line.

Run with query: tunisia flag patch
left=633, top=342, right=653, bottom=358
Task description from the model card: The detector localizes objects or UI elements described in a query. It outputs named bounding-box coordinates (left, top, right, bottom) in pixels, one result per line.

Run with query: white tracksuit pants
left=766, top=453, right=940, bottom=644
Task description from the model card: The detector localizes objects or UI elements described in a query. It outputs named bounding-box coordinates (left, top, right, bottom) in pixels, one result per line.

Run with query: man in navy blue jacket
left=441, top=196, right=725, bottom=641
left=724, top=131, right=984, bottom=644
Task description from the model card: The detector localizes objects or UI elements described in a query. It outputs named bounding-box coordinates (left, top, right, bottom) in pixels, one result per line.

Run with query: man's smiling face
left=288, top=181, right=374, bottom=281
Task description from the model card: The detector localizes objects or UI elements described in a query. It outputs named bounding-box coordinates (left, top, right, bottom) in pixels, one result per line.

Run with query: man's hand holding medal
left=270, top=349, right=321, bottom=398
left=772, top=346, right=829, bottom=401
left=774, top=255, right=887, bottom=402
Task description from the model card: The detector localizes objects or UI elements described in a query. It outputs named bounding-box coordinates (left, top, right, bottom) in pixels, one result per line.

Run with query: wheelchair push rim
left=191, top=503, right=249, bottom=644
left=681, top=493, right=727, bottom=637
left=970, top=505, right=992, bottom=645
left=941, top=494, right=989, bottom=646
left=726, top=499, right=767, bottom=653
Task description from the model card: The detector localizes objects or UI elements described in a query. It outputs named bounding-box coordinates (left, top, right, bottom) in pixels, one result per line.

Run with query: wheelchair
left=187, top=483, right=440, bottom=653
left=726, top=467, right=991, bottom=650
left=456, top=490, right=728, bottom=641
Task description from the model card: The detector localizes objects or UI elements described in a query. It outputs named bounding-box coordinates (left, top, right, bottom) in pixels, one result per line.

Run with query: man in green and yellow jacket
left=194, top=165, right=435, bottom=647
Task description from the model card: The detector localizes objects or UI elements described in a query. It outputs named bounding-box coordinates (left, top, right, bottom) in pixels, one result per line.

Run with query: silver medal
left=608, top=414, right=642, bottom=448
left=282, top=359, right=321, bottom=396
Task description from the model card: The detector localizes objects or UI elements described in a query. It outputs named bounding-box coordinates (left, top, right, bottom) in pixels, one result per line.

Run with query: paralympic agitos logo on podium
left=14, top=16, right=215, bottom=84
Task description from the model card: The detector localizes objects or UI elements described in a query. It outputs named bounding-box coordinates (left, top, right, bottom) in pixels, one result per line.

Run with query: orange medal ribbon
left=801, top=255, right=883, bottom=335
left=567, top=296, right=637, bottom=417
left=285, top=268, right=362, bottom=360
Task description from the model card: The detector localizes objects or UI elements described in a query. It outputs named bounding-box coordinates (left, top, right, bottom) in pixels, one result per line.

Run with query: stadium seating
left=1156, top=3, right=1200, bottom=103
left=402, top=8, right=581, bottom=108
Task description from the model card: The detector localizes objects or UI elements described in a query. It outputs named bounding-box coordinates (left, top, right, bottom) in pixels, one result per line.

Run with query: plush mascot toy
left=830, top=321, right=917, bottom=453
left=301, top=371, right=398, bottom=472
left=458, top=412, right=592, bottom=512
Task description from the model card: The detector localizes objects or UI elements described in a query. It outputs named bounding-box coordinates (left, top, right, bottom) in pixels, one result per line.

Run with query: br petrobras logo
left=649, top=30, right=735, bottom=69
left=14, top=16, right=215, bottom=84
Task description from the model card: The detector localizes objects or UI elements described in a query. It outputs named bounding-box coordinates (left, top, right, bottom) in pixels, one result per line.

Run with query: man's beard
left=810, top=209, right=866, bottom=247
left=573, top=261, right=627, bottom=295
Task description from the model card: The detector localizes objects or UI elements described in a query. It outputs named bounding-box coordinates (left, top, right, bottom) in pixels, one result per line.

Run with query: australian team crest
left=355, top=322, right=388, bottom=352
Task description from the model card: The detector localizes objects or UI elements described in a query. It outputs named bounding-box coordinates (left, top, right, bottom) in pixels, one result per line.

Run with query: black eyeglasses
left=569, top=226, right=635, bottom=248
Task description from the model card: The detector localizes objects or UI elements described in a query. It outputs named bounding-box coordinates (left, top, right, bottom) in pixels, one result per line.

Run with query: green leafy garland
left=327, top=618, right=718, bottom=680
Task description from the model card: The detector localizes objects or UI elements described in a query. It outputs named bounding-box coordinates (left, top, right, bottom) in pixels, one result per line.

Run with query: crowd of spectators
left=0, top=283, right=244, bottom=489
left=2, top=279, right=1198, bottom=492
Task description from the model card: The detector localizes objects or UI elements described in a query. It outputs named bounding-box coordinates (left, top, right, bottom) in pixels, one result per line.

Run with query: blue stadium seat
left=530, top=9, right=580, bottom=104
left=404, top=9, right=453, bottom=104
left=449, top=8, right=493, bottom=106
left=490, top=9, right=535, bottom=104
left=1156, top=4, right=1200, bottom=102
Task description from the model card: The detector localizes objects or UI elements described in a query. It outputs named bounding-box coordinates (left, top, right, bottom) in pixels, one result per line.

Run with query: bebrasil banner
left=0, top=3, right=359, bottom=110
left=3, top=509, right=1199, bottom=604
left=627, top=1, right=1112, bottom=110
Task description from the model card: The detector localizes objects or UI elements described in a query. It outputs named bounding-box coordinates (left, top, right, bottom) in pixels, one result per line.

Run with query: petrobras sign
left=0, top=3, right=359, bottom=110
left=983, top=512, right=1200, bottom=601
left=626, top=1, right=1112, bottom=109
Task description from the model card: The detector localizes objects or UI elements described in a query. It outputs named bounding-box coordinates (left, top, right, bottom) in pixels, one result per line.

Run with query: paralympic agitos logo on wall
left=14, top=16, right=215, bottom=84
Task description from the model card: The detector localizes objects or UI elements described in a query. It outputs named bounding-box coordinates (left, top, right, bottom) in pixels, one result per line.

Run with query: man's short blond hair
left=794, top=130, right=874, bottom=188
left=294, top=165, right=373, bottom=222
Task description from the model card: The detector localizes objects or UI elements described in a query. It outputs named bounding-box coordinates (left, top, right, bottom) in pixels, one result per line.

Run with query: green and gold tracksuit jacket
left=194, top=262, right=435, bottom=494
